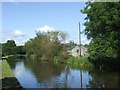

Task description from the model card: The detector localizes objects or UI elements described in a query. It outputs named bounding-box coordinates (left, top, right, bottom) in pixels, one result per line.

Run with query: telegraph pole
left=79, top=22, right=81, bottom=56
left=79, top=22, right=82, bottom=89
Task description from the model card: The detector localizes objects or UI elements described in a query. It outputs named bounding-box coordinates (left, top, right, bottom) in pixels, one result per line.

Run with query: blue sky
left=2, top=2, right=90, bottom=45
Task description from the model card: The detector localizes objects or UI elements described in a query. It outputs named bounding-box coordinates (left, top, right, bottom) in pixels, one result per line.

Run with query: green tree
left=24, top=31, right=68, bottom=60
left=2, top=40, right=16, bottom=56
left=81, top=2, right=120, bottom=59
left=84, top=44, right=88, bottom=48
left=2, top=40, right=26, bottom=56
left=14, top=46, right=26, bottom=55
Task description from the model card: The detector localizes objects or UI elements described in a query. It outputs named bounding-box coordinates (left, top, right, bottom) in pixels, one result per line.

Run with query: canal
left=7, top=56, right=118, bottom=88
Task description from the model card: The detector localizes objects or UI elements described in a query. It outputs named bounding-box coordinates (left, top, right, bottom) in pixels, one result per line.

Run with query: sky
left=2, top=2, right=91, bottom=45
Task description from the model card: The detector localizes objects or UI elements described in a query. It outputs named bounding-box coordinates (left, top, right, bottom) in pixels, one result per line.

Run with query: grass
left=67, top=56, right=94, bottom=70
left=53, top=56, right=67, bottom=64
left=53, top=56, right=94, bottom=70
left=1, top=60, right=23, bottom=89
left=1, top=60, right=14, bottom=79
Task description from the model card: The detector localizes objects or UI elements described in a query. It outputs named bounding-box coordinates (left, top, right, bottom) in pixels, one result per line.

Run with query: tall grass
left=67, top=56, right=94, bottom=70
left=53, top=56, right=94, bottom=70
left=53, top=56, right=67, bottom=64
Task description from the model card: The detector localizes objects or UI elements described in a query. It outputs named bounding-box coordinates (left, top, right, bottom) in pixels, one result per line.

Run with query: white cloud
left=1, top=30, right=27, bottom=45
left=2, top=30, right=25, bottom=37
left=13, top=30, right=25, bottom=37
left=14, top=38, right=26, bottom=46
left=36, top=25, right=58, bottom=33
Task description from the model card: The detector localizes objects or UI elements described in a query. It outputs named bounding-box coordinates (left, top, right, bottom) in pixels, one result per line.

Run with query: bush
left=41, top=55, right=49, bottom=61
left=67, top=56, right=94, bottom=70
left=59, top=51, right=70, bottom=59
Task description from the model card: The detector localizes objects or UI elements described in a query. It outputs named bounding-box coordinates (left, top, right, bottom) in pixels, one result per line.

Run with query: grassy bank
left=53, top=56, right=94, bottom=70
left=1, top=60, right=23, bottom=89
left=67, top=56, right=94, bottom=70
left=1, top=60, right=14, bottom=79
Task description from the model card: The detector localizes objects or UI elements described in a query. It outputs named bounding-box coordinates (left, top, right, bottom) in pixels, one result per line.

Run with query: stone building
left=68, top=46, right=89, bottom=57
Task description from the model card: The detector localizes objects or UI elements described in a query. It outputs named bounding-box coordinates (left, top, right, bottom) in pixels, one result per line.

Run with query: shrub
left=67, top=56, right=94, bottom=70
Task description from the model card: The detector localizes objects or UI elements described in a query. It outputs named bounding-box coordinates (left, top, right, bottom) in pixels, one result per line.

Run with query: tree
left=14, top=46, right=26, bottom=55
left=2, top=40, right=26, bottom=56
left=2, top=40, right=16, bottom=56
left=81, top=2, right=120, bottom=59
left=24, top=31, right=68, bottom=60
left=84, top=44, right=88, bottom=48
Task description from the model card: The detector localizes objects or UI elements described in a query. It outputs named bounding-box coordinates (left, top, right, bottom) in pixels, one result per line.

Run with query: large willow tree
left=24, top=31, right=67, bottom=60
left=81, top=2, right=120, bottom=59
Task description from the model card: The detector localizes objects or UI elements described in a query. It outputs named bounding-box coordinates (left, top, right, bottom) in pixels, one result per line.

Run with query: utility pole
left=79, top=22, right=82, bottom=89
left=79, top=22, right=81, bottom=56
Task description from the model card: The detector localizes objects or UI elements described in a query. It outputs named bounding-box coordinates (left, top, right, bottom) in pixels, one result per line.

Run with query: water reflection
left=24, top=60, right=65, bottom=79
left=7, top=56, right=118, bottom=88
left=23, top=59, right=69, bottom=88
left=86, top=70, right=118, bottom=88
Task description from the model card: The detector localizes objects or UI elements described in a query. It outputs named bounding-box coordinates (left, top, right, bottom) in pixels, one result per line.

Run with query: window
left=76, top=49, right=80, bottom=53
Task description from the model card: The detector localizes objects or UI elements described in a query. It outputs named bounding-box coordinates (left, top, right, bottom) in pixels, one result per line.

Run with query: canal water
left=7, top=57, right=118, bottom=88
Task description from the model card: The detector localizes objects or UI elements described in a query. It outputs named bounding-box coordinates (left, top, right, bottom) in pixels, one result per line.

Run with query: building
left=68, top=46, right=89, bottom=57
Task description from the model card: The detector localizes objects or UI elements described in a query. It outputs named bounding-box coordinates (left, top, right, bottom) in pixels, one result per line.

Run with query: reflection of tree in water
left=24, top=59, right=64, bottom=78
left=7, top=56, right=25, bottom=70
left=23, top=59, right=71, bottom=88
left=86, top=70, right=118, bottom=88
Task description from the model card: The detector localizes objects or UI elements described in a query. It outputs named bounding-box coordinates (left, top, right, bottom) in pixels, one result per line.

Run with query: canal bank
left=1, top=59, right=24, bottom=89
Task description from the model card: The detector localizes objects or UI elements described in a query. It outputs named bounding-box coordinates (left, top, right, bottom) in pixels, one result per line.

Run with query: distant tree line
left=1, top=40, right=26, bottom=56
left=1, top=31, right=78, bottom=61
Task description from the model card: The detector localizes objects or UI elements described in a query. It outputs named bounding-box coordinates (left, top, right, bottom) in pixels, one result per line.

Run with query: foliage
left=2, top=40, right=16, bottom=56
left=88, top=57, right=119, bottom=71
left=81, top=2, right=119, bottom=58
left=24, top=31, right=68, bottom=60
left=14, top=46, right=26, bottom=55
left=67, top=56, right=94, bottom=70
left=53, top=51, right=70, bottom=64
left=84, top=44, right=89, bottom=48
left=2, top=40, right=25, bottom=56
left=53, top=56, right=62, bottom=64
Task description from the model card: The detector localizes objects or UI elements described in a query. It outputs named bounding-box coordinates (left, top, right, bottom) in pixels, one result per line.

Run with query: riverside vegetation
left=1, top=1, right=119, bottom=89
left=1, top=60, right=14, bottom=79
left=1, top=60, right=23, bottom=89
left=1, top=2, right=119, bottom=78
left=81, top=2, right=119, bottom=71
